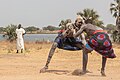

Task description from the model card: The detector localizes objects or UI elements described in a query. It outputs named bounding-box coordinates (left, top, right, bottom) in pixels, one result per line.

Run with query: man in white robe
left=15, top=24, right=26, bottom=53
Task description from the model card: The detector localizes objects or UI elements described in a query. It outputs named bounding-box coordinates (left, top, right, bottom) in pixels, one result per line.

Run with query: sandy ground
left=0, top=41, right=120, bottom=80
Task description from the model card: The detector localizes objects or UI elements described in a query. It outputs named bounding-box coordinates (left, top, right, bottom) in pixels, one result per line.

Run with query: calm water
left=0, top=34, right=113, bottom=42
left=0, top=34, right=58, bottom=42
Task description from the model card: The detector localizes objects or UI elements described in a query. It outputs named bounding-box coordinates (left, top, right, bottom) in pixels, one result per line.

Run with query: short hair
left=18, top=24, right=22, bottom=29
left=75, top=18, right=83, bottom=23
left=85, top=19, right=93, bottom=24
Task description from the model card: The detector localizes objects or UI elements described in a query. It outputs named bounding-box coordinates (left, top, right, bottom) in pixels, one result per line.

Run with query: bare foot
left=40, top=66, right=48, bottom=73
left=79, top=70, right=91, bottom=75
left=85, top=70, right=91, bottom=73
left=72, top=69, right=89, bottom=75
left=79, top=71, right=86, bottom=75
left=101, top=70, right=106, bottom=76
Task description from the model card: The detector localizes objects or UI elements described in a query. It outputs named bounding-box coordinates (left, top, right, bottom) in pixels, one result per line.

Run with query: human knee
left=53, top=42, right=57, bottom=46
left=83, top=48, right=92, bottom=54
left=86, top=49, right=92, bottom=53
left=52, top=42, right=57, bottom=48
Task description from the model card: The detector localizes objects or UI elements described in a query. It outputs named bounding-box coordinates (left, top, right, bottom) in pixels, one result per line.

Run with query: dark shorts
left=54, top=34, right=83, bottom=50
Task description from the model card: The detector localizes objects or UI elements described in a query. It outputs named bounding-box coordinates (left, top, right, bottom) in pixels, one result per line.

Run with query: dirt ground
left=0, top=41, right=120, bottom=80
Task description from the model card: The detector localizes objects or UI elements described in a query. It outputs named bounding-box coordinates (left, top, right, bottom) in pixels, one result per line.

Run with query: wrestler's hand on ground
left=101, top=70, right=106, bottom=76
left=39, top=66, right=48, bottom=73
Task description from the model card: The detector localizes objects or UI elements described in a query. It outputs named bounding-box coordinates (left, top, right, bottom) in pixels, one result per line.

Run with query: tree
left=3, top=24, right=17, bottom=42
left=110, top=0, right=120, bottom=42
left=77, top=8, right=104, bottom=27
left=110, top=0, right=120, bottom=30
left=59, top=19, right=72, bottom=29
left=43, top=25, right=60, bottom=31
left=0, top=27, right=5, bottom=33
left=105, top=24, right=116, bottom=33
left=25, top=26, right=39, bottom=33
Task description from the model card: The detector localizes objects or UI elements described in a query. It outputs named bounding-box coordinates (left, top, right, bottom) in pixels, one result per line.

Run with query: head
left=75, top=18, right=83, bottom=28
left=18, top=24, right=22, bottom=29
left=66, top=19, right=72, bottom=23
left=66, top=23, right=73, bottom=30
left=84, top=19, right=93, bottom=24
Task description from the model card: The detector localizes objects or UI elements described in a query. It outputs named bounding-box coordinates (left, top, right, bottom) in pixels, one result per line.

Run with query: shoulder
left=20, top=28, right=25, bottom=30
left=87, top=23, right=96, bottom=27
left=81, top=24, right=94, bottom=28
left=16, top=28, right=19, bottom=31
left=81, top=24, right=87, bottom=29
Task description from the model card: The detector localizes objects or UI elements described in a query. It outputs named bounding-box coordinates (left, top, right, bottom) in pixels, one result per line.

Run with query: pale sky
left=0, top=0, right=116, bottom=28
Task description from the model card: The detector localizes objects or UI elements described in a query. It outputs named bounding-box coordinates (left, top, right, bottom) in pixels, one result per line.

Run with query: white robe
left=16, top=28, right=25, bottom=50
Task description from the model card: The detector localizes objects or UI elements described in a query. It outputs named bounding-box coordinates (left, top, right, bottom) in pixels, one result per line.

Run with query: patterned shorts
left=88, top=32, right=116, bottom=58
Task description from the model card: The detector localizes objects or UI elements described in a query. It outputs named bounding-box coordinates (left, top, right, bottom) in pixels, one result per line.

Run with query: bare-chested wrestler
left=40, top=18, right=86, bottom=73
left=74, top=19, right=116, bottom=76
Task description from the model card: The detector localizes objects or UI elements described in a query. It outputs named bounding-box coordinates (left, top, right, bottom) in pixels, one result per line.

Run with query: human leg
left=21, top=49, right=23, bottom=53
left=16, top=50, right=19, bottom=53
left=40, top=42, right=57, bottom=73
left=82, top=48, right=88, bottom=72
left=81, top=44, right=93, bottom=74
left=101, top=56, right=107, bottom=76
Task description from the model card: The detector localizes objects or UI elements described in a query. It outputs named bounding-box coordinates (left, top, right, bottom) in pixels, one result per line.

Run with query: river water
left=0, top=34, right=113, bottom=42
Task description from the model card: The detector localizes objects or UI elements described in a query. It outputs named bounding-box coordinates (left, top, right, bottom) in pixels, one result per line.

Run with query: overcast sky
left=0, top=0, right=115, bottom=28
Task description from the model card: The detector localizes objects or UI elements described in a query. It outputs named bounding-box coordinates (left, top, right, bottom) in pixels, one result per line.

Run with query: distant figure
left=15, top=24, right=26, bottom=53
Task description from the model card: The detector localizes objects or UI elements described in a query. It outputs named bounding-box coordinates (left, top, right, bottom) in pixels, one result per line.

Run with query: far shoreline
left=0, top=33, right=58, bottom=34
